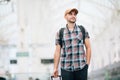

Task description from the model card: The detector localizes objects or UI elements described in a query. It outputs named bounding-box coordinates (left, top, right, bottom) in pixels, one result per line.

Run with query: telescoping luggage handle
left=51, top=75, right=62, bottom=80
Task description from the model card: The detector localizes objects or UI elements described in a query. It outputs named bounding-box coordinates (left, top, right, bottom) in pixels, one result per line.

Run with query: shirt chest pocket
left=72, top=34, right=83, bottom=46
left=76, top=32, right=83, bottom=43
left=63, top=34, right=71, bottom=48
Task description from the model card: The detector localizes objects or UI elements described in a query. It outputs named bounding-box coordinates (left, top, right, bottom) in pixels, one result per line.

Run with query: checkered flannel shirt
left=55, top=24, right=90, bottom=71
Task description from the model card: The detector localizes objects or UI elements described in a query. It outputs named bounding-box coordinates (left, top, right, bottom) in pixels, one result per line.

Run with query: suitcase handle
left=51, top=75, right=62, bottom=80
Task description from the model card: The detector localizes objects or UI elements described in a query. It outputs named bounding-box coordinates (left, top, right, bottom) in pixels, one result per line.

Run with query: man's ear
left=64, top=15, right=67, bottom=19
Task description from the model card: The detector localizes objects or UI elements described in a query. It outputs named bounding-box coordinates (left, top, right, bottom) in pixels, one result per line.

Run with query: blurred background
left=0, top=0, right=120, bottom=80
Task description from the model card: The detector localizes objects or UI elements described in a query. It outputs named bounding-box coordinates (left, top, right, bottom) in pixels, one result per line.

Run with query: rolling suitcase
left=51, top=75, right=62, bottom=80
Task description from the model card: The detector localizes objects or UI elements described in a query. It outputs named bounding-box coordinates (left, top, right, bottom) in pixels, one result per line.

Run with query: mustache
left=69, top=20, right=76, bottom=23
left=71, top=17, right=76, bottom=19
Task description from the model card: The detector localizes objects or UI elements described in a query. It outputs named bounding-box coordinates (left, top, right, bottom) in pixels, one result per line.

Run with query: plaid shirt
left=55, top=24, right=90, bottom=71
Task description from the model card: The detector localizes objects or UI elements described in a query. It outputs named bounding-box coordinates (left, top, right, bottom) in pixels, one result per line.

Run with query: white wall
left=0, top=0, right=120, bottom=79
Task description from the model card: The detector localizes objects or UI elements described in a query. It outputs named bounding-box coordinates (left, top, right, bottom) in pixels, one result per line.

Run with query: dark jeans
left=61, top=64, right=88, bottom=80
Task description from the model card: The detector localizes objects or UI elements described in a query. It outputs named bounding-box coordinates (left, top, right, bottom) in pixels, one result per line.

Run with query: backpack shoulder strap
left=78, top=25, right=85, bottom=44
left=59, top=28, right=65, bottom=47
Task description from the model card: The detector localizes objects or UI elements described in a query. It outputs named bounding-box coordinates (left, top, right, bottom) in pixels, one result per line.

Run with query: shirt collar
left=66, top=23, right=77, bottom=32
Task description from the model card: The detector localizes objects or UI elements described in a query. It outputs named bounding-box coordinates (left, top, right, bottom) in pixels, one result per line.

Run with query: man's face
left=65, top=11, right=77, bottom=23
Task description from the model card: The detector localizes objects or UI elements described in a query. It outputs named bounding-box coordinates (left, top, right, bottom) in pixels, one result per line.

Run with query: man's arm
left=53, top=44, right=61, bottom=77
left=85, top=38, right=91, bottom=65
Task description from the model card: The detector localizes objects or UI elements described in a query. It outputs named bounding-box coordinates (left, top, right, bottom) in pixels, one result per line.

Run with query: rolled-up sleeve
left=85, top=29, right=90, bottom=38
left=55, top=31, right=60, bottom=45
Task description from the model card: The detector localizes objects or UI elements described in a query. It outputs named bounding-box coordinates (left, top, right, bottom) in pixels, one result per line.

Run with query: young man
left=53, top=8, right=91, bottom=80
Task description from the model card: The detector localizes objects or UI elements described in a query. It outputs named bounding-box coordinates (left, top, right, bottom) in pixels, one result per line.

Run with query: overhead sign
left=16, top=52, right=29, bottom=57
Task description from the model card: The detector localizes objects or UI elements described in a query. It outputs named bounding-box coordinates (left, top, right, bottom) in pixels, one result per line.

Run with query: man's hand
left=53, top=68, right=59, bottom=78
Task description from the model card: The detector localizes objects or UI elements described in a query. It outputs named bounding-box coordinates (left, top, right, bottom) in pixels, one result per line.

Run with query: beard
left=68, top=17, right=76, bottom=23
left=68, top=19, right=76, bottom=23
